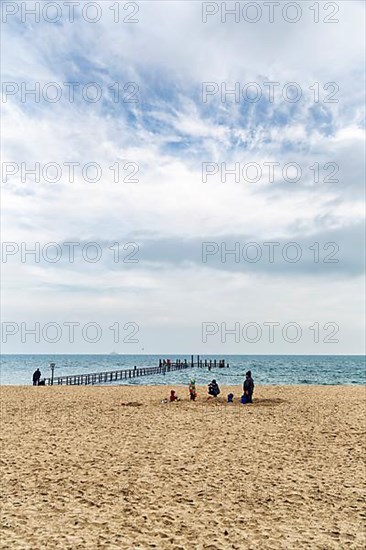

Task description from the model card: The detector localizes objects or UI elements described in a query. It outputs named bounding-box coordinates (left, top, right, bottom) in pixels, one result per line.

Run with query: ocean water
left=0, top=355, right=365, bottom=386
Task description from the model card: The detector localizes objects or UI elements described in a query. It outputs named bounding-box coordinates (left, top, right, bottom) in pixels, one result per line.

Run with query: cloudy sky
left=1, top=1, right=365, bottom=354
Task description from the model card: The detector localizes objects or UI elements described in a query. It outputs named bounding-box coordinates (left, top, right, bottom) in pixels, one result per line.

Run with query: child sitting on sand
left=170, top=390, right=179, bottom=402
left=227, top=393, right=234, bottom=403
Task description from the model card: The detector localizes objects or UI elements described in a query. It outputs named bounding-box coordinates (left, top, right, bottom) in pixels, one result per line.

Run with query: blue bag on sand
left=241, top=394, right=248, bottom=404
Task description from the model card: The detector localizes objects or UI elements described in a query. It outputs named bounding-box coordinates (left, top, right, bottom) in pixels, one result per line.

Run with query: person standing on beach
left=243, top=371, right=254, bottom=403
left=189, top=379, right=197, bottom=401
left=32, top=368, right=41, bottom=386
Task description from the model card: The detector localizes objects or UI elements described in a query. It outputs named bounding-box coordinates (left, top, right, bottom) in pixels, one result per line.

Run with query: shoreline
left=2, top=382, right=366, bottom=388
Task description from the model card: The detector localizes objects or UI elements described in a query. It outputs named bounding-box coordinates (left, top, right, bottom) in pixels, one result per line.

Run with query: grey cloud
left=11, top=223, right=363, bottom=280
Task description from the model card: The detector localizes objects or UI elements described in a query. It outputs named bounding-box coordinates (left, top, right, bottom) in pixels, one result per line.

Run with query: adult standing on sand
left=32, top=368, right=41, bottom=386
left=243, top=370, right=254, bottom=403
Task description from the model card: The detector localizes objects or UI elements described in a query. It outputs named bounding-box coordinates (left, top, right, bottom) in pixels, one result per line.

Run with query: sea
left=0, top=355, right=365, bottom=386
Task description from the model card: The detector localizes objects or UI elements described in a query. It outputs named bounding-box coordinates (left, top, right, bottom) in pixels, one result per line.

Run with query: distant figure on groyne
left=32, top=368, right=41, bottom=386
left=243, top=370, right=254, bottom=403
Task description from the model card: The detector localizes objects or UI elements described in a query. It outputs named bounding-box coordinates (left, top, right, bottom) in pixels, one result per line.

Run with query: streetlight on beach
left=49, top=362, right=55, bottom=385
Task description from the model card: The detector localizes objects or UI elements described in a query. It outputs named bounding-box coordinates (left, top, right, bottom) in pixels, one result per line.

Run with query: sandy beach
left=1, top=384, right=365, bottom=549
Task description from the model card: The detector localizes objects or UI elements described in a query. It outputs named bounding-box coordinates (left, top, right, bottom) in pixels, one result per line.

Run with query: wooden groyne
left=44, top=356, right=229, bottom=386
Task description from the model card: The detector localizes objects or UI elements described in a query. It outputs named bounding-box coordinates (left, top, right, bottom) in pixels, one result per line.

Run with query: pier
left=44, top=356, right=229, bottom=386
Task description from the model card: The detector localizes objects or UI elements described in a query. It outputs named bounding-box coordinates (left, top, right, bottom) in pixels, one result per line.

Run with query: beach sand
left=1, top=384, right=365, bottom=549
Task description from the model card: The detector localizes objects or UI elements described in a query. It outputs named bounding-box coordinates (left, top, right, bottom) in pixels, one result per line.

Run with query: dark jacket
left=33, top=369, right=41, bottom=383
left=244, top=377, right=254, bottom=395
left=208, top=382, right=220, bottom=397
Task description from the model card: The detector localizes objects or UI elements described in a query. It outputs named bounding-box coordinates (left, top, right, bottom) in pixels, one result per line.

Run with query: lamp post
left=49, top=362, right=55, bottom=385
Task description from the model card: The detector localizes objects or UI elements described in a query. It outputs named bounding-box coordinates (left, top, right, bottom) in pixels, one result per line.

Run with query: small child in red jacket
left=170, top=390, right=178, bottom=402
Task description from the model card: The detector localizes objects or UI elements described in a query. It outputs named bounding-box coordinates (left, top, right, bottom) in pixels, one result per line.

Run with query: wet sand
left=1, top=384, right=365, bottom=549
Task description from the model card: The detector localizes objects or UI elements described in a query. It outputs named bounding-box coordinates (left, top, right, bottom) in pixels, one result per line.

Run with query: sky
left=1, top=0, right=365, bottom=354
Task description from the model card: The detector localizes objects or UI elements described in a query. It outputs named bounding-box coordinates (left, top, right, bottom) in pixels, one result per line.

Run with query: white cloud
left=1, top=1, right=365, bottom=353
